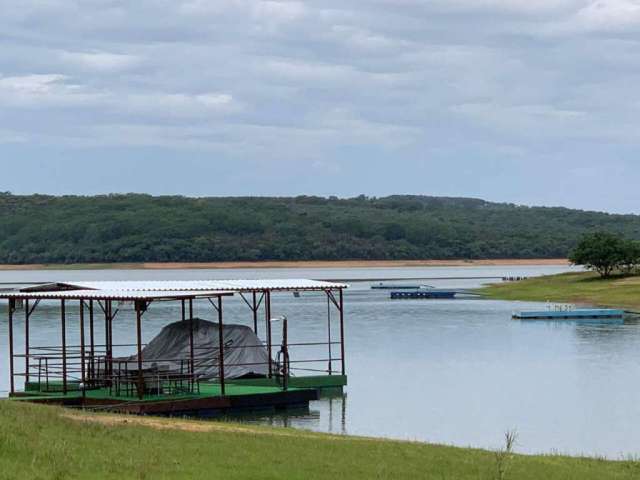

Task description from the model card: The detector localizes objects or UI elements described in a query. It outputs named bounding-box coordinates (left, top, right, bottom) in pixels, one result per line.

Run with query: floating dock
left=391, top=290, right=457, bottom=299
left=372, top=283, right=429, bottom=290
left=1, top=278, right=349, bottom=416
left=12, top=375, right=347, bottom=416
left=512, top=308, right=625, bottom=321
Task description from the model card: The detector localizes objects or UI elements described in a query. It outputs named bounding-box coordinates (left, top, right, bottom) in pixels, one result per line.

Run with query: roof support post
left=24, top=299, right=30, bottom=384
left=135, top=301, right=144, bottom=400
left=265, top=290, right=272, bottom=378
left=79, top=299, right=86, bottom=397
left=61, top=299, right=67, bottom=395
left=339, top=288, right=345, bottom=376
left=89, top=300, right=95, bottom=385
left=189, top=298, right=194, bottom=389
left=326, top=291, right=332, bottom=375
left=252, top=291, right=258, bottom=335
left=8, top=298, right=15, bottom=395
left=104, top=300, right=110, bottom=385
left=217, top=295, right=225, bottom=395
left=108, top=300, right=113, bottom=384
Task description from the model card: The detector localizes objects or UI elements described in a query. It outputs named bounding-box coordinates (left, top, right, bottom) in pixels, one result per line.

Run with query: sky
left=1, top=0, right=640, bottom=213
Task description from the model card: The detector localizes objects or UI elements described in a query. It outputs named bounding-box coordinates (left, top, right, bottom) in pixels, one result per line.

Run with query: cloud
left=1, top=0, right=640, bottom=212
left=59, top=51, right=140, bottom=72
left=0, top=74, right=104, bottom=107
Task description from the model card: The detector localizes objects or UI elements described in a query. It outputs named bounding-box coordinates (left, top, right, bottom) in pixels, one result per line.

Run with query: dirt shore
left=0, top=259, right=569, bottom=271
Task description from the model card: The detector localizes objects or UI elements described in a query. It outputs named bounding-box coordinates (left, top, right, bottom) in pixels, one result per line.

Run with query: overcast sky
left=1, top=1, right=639, bottom=213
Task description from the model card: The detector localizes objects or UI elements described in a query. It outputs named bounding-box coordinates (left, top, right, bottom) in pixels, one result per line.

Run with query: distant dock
left=390, top=289, right=483, bottom=300
left=512, top=308, right=624, bottom=321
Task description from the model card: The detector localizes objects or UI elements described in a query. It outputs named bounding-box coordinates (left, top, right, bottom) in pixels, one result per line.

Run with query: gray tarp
left=122, top=318, right=270, bottom=379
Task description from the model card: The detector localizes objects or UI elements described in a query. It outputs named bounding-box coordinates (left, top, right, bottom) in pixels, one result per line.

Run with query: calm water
left=3, top=264, right=639, bottom=458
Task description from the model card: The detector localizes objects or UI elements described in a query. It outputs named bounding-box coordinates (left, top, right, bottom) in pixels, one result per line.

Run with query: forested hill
left=1, top=193, right=639, bottom=264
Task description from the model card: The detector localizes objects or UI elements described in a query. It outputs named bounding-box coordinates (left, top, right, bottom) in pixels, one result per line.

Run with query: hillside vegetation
left=2, top=193, right=640, bottom=264
left=0, top=400, right=635, bottom=480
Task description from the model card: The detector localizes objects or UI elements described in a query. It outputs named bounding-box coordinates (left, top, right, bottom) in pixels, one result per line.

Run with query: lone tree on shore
left=569, top=232, right=627, bottom=278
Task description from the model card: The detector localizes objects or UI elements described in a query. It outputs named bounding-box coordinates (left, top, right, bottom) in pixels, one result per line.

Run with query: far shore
left=0, top=258, right=570, bottom=271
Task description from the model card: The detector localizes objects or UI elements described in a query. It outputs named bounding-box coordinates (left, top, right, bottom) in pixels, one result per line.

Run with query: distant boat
left=512, top=308, right=624, bottom=321
left=371, top=282, right=434, bottom=290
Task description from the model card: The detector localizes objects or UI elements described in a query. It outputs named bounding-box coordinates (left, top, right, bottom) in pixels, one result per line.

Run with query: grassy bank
left=481, top=271, right=640, bottom=311
left=0, top=401, right=636, bottom=479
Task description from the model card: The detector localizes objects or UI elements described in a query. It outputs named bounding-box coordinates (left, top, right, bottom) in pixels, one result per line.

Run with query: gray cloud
left=1, top=0, right=640, bottom=213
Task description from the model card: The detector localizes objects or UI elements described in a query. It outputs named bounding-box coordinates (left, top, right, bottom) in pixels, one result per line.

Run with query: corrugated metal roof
left=0, top=289, right=233, bottom=301
left=20, top=279, right=348, bottom=293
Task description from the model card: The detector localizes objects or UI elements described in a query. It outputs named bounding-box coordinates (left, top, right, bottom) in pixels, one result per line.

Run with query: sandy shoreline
left=0, top=259, right=570, bottom=271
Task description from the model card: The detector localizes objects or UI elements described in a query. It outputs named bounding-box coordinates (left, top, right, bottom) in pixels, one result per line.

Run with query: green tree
left=620, top=239, right=640, bottom=274
left=568, top=232, right=624, bottom=278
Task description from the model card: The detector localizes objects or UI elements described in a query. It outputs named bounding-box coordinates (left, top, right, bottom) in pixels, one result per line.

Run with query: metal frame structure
left=2, top=279, right=347, bottom=411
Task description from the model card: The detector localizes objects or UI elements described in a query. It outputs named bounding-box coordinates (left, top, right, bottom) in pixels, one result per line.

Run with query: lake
left=2, top=264, right=637, bottom=458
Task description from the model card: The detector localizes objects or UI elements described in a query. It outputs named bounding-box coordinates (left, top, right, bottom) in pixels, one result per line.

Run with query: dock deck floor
left=11, top=375, right=347, bottom=408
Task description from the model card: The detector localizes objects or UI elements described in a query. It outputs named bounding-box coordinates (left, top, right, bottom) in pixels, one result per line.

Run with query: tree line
left=2, top=193, right=640, bottom=264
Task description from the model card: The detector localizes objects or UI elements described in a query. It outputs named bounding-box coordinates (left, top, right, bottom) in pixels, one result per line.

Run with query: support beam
left=339, top=288, right=345, bottom=376
left=327, top=292, right=332, bottom=375
left=135, top=301, right=143, bottom=400
left=189, top=298, right=194, bottom=387
left=24, top=299, right=30, bottom=383
left=79, top=299, right=86, bottom=394
left=217, top=295, right=225, bottom=395
left=89, top=300, right=95, bottom=384
left=61, top=299, right=67, bottom=394
left=265, top=290, right=272, bottom=378
left=104, top=300, right=109, bottom=384
left=8, top=299, right=15, bottom=394
left=252, top=291, right=258, bottom=334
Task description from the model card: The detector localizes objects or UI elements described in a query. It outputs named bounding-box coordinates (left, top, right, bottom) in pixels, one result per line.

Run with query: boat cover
left=122, top=318, right=270, bottom=379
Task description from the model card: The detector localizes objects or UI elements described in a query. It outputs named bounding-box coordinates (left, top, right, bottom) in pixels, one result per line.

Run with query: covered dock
left=2, top=279, right=348, bottom=415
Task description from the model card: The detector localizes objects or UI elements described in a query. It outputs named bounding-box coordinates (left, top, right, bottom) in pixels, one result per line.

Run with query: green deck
left=14, top=375, right=346, bottom=404
left=227, top=374, right=347, bottom=390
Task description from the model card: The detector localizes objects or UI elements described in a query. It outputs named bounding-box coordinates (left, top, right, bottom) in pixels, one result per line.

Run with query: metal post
left=104, top=301, right=109, bottom=384
left=339, top=288, right=345, bottom=376
left=327, top=291, right=332, bottom=375
left=282, top=317, right=288, bottom=391
left=108, top=300, right=113, bottom=382
left=61, top=299, right=67, bottom=394
left=24, top=299, right=30, bottom=384
left=217, top=295, right=225, bottom=395
left=189, top=298, right=194, bottom=387
left=181, top=299, right=185, bottom=322
left=252, top=291, right=258, bottom=334
left=89, top=300, right=94, bottom=383
left=79, top=300, right=86, bottom=394
left=136, top=301, right=143, bottom=400
left=8, top=299, right=15, bottom=395
left=265, top=290, right=272, bottom=378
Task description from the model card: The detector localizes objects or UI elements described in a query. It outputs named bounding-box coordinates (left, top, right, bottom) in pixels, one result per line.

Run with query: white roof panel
left=20, top=279, right=347, bottom=293
left=0, top=289, right=232, bottom=301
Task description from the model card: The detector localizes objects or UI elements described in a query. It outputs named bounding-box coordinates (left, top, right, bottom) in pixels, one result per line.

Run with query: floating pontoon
left=390, top=289, right=482, bottom=300
left=512, top=308, right=624, bottom=321
left=1, top=279, right=347, bottom=416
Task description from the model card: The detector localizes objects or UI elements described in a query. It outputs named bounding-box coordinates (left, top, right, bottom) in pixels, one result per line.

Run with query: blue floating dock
left=391, top=290, right=457, bottom=299
left=512, top=308, right=624, bottom=321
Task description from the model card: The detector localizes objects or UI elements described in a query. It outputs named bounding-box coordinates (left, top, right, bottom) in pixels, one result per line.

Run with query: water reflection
left=218, top=393, right=347, bottom=434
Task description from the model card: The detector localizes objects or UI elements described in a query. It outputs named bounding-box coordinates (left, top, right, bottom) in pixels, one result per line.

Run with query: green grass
left=480, top=271, right=640, bottom=311
left=0, top=400, right=637, bottom=480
